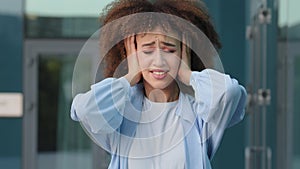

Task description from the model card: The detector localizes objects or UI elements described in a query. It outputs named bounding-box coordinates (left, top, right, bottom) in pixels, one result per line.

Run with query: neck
left=144, top=81, right=179, bottom=102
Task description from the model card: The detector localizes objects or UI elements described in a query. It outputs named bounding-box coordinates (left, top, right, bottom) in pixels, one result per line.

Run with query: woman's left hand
left=177, top=35, right=192, bottom=85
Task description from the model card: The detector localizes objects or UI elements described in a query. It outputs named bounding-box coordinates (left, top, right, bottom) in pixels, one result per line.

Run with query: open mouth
left=152, top=71, right=166, bottom=75
left=150, top=70, right=168, bottom=80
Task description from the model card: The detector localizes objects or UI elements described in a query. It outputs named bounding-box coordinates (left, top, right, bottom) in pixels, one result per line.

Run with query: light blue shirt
left=70, top=69, right=247, bottom=169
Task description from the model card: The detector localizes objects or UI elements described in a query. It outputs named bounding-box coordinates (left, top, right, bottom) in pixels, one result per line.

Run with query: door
left=23, top=40, right=110, bottom=169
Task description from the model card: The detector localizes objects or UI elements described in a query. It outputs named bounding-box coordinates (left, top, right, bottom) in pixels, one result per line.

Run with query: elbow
left=225, top=83, right=247, bottom=127
left=70, top=93, right=86, bottom=121
left=225, top=79, right=247, bottom=105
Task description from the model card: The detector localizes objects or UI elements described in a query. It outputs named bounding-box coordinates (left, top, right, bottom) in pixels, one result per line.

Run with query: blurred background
left=0, top=0, right=299, bottom=169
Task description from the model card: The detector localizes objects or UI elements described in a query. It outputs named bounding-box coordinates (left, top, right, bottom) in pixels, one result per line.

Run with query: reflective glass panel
left=36, top=54, right=110, bottom=169
left=278, top=0, right=300, bottom=168
left=25, top=0, right=115, bottom=38
left=293, top=54, right=300, bottom=169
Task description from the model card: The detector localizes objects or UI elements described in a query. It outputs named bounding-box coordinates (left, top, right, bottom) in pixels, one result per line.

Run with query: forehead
left=136, top=33, right=178, bottom=44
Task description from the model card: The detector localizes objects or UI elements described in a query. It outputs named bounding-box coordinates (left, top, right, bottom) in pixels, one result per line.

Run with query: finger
left=124, top=37, right=130, bottom=54
left=125, top=35, right=136, bottom=56
left=182, top=34, right=191, bottom=67
left=130, top=35, right=136, bottom=54
left=125, top=35, right=140, bottom=69
left=186, top=36, right=191, bottom=67
left=181, top=35, right=188, bottom=64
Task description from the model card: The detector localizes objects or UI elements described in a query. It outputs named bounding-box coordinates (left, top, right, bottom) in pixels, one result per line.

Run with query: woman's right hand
left=124, top=35, right=142, bottom=86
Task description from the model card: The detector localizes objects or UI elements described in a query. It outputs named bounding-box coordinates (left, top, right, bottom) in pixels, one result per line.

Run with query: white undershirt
left=128, top=97, right=186, bottom=169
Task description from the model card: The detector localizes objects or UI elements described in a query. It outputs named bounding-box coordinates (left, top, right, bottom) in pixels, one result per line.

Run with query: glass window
left=0, top=0, right=22, bottom=15
left=25, top=0, right=115, bottom=38
left=37, top=54, right=94, bottom=169
left=293, top=54, right=300, bottom=169
left=32, top=52, right=110, bottom=169
left=278, top=0, right=300, bottom=40
left=278, top=0, right=300, bottom=168
left=25, top=0, right=112, bottom=17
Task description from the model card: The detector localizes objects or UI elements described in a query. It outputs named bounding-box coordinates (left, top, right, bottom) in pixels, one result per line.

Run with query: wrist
left=178, top=70, right=192, bottom=86
left=184, top=70, right=192, bottom=85
left=124, top=73, right=140, bottom=86
left=124, top=74, right=133, bottom=86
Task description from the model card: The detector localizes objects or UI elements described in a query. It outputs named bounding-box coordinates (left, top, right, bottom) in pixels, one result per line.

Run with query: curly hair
left=98, top=0, right=221, bottom=78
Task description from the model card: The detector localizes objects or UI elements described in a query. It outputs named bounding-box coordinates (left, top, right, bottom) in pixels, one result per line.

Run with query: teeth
left=153, top=71, right=166, bottom=75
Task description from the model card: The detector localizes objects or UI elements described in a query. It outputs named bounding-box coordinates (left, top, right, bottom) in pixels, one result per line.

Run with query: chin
left=143, top=78, right=177, bottom=90
left=149, top=83, right=170, bottom=90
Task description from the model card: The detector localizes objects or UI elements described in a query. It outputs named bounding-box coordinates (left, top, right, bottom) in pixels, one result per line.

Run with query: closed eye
left=142, top=46, right=155, bottom=55
left=162, top=47, right=176, bottom=53
left=143, top=50, right=154, bottom=54
left=165, top=49, right=176, bottom=53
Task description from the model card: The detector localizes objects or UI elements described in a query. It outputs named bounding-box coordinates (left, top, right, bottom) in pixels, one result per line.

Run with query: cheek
left=137, top=54, right=150, bottom=70
left=172, top=60, right=181, bottom=72
left=167, top=54, right=181, bottom=69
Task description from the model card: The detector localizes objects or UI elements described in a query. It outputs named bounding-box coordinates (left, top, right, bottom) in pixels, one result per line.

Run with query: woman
left=71, top=0, right=247, bottom=168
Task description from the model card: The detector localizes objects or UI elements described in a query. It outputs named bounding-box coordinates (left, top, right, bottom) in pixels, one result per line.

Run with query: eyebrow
left=142, top=41, right=155, bottom=47
left=141, top=41, right=176, bottom=47
left=161, top=41, right=176, bottom=47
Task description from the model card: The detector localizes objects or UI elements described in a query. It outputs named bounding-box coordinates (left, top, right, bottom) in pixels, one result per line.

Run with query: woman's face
left=136, top=33, right=181, bottom=90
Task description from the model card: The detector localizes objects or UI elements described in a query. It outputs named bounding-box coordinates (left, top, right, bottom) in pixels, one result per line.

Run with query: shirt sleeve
left=70, top=77, right=131, bottom=151
left=71, top=76, right=130, bottom=133
left=189, top=69, right=247, bottom=159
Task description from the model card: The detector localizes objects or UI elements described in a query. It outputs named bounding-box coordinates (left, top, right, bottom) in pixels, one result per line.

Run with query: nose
left=152, top=48, right=165, bottom=67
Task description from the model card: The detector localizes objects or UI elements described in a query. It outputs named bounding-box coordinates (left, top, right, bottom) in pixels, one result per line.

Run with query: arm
left=178, top=38, right=246, bottom=156
left=189, top=69, right=246, bottom=158
left=71, top=77, right=130, bottom=134
left=71, top=35, right=140, bottom=132
left=70, top=77, right=133, bottom=153
left=70, top=35, right=142, bottom=152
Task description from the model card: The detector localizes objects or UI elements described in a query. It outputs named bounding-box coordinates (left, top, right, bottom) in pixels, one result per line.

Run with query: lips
left=150, top=69, right=168, bottom=80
